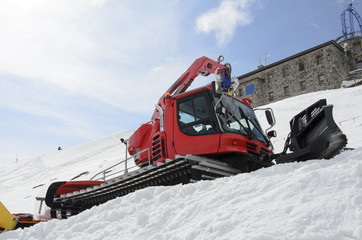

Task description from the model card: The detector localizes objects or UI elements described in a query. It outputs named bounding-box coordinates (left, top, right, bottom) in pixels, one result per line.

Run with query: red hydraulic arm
left=151, top=56, right=229, bottom=120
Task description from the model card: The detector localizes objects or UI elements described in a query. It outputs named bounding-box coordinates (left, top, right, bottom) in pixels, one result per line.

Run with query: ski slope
left=1, top=86, right=362, bottom=239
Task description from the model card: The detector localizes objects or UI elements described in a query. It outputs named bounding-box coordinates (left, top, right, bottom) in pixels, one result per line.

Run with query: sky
left=0, top=0, right=359, bottom=163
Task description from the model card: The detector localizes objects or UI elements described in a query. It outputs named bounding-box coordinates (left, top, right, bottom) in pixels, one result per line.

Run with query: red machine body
left=128, top=56, right=274, bottom=171
left=43, top=56, right=347, bottom=220
left=55, top=181, right=104, bottom=195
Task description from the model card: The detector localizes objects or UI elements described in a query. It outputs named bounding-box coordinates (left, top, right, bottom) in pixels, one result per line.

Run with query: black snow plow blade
left=274, top=99, right=347, bottom=164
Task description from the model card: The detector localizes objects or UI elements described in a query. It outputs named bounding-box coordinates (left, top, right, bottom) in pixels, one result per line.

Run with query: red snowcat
left=31, top=56, right=347, bottom=220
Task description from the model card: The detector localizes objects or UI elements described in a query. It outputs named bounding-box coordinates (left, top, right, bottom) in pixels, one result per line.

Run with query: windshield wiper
left=222, top=106, right=253, bottom=139
left=238, top=108, right=270, bottom=144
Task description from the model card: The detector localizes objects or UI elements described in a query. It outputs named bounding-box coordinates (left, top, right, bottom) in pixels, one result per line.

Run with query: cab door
left=173, top=91, right=220, bottom=155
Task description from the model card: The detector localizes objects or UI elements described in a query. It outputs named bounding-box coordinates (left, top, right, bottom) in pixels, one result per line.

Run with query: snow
left=1, top=86, right=362, bottom=239
left=341, top=79, right=362, bottom=88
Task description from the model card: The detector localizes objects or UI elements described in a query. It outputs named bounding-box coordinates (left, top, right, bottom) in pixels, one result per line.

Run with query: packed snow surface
left=1, top=86, right=362, bottom=239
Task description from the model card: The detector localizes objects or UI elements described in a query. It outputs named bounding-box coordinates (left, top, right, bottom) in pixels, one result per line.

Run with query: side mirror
left=267, top=130, right=277, bottom=138
left=254, top=107, right=276, bottom=135
left=265, top=110, right=275, bottom=126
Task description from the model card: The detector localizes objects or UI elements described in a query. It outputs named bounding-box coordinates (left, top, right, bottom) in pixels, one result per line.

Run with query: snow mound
left=3, top=149, right=362, bottom=240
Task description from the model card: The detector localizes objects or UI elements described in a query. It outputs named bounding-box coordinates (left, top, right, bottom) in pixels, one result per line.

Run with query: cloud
left=310, top=22, right=320, bottom=29
left=0, top=76, right=101, bottom=139
left=0, top=0, right=233, bottom=161
left=335, top=0, right=348, bottom=4
left=196, top=0, right=256, bottom=46
left=0, top=0, right=185, bottom=114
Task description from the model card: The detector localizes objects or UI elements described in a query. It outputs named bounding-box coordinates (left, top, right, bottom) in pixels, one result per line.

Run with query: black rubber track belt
left=52, top=159, right=193, bottom=218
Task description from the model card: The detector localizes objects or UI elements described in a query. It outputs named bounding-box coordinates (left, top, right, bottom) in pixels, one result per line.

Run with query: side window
left=316, top=55, right=323, bottom=65
left=194, top=96, right=209, bottom=120
left=283, top=68, right=289, bottom=78
left=354, top=43, right=361, bottom=53
left=178, top=100, right=195, bottom=124
left=177, top=94, right=216, bottom=136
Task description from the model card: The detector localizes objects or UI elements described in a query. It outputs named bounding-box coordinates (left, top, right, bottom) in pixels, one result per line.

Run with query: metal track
left=51, top=155, right=241, bottom=219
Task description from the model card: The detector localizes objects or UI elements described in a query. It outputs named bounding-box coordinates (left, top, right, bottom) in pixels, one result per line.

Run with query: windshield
left=215, top=94, right=270, bottom=146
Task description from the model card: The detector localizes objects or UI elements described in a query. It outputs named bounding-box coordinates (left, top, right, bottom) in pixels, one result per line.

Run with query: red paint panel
left=55, top=181, right=103, bottom=195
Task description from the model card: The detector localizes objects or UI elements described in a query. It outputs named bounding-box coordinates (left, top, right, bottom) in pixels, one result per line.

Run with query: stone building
left=235, top=35, right=362, bottom=107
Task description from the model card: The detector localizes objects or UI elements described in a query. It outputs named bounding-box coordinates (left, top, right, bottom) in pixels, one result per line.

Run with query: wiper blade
left=237, top=107, right=253, bottom=136
left=239, top=108, right=270, bottom=144
left=223, top=106, right=253, bottom=139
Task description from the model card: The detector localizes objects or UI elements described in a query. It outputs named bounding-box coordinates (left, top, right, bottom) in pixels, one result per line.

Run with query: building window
left=245, top=84, right=254, bottom=95
left=239, top=88, right=243, bottom=97
left=283, top=69, right=289, bottom=78
left=299, top=62, right=305, bottom=71
left=284, top=86, right=290, bottom=96
left=316, top=55, right=323, bottom=65
left=357, top=61, right=362, bottom=69
left=269, top=92, right=274, bottom=101
left=267, top=74, right=273, bottom=84
left=300, top=81, right=306, bottom=91
left=318, top=74, right=325, bottom=84
left=354, top=43, right=361, bottom=53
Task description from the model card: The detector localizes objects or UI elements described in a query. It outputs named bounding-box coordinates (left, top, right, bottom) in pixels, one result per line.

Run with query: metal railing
left=336, top=31, right=362, bottom=43
left=90, top=141, right=151, bottom=181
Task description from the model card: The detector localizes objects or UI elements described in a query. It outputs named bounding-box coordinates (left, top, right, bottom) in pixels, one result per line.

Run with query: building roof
left=237, top=40, right=344, bottom=80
